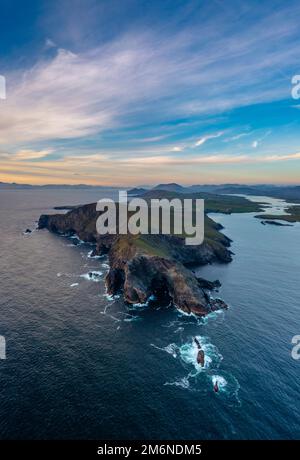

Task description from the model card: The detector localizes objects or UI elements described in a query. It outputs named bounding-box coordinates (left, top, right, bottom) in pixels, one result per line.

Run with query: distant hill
left=1, top=181, right=299, bottom=202
left=214, top=184, right=300, bottom=201
left=153, top=183, right=186, bottom=192
left=127, top=187, right=147, bottom=195
left=0, top=181, right=35, bottom=189
left=147, top=183, right=300, bottom=202
left=0, top=181, right=118, bottom=190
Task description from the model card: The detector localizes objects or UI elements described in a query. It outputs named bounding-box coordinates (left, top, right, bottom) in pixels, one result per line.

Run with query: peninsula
left=38, top=190, right=262, bottom=316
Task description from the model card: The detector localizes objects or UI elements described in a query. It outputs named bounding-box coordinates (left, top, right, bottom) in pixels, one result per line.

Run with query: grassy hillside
left=122, top=190, right=262, bottom=261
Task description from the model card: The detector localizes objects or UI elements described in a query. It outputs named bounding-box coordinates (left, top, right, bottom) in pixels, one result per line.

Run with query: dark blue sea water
left=0, top=189, right=300, bottom=439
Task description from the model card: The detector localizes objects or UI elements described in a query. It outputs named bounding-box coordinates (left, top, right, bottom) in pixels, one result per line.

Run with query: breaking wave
left=179, top=335, right=223, bottom=373
left=80, top=271, right=103, bottom=282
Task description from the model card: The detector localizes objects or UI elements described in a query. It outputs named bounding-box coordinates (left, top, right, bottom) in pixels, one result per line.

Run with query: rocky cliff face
left=39, top=202, right=231, bottom=316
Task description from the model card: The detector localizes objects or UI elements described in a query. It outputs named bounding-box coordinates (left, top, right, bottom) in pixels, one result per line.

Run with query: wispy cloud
left=264, top=152, right=300, bottom=161
left=194, top=132, right=224, bottom=147
left=111, top=150, right=300, bottom=166
left=13, top=149, right=53, bottom=161
left=1, top=1, right=299, bottom=150
left=224, top=131, right=253, bottom=142
left=45, top=38, right=57, bottom=49
left=251, top=130, right=272, bottom=148
left=139, top=136, right=168, bottom=143
left=171, top=146, right=184, bottom=152
left=1, top=1, right=300, bottom=184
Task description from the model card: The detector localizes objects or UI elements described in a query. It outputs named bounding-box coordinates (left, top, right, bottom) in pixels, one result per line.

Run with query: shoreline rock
left=261, top=220, right=293, bottom=227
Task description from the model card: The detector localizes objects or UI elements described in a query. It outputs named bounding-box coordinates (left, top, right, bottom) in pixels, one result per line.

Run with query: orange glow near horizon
left=1, top=170, right=300, bottom=187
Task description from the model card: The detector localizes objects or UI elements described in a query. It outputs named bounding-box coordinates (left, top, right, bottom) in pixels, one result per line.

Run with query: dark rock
left=210, top=298, right=228, bottom=311
left=196, top=277, right=221, bottom=290
left=262, top=220, right=293, bottom=227
left=53, top=205, right=79, bottom=210
left=106, top=268, right=125, bottom=295
left=194, top=337, right=205, bottom=367
left=107, top=253, right=228, bottom=316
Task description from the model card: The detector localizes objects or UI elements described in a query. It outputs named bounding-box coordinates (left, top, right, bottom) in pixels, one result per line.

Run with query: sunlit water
left=0, top=190, right=300, bottom=439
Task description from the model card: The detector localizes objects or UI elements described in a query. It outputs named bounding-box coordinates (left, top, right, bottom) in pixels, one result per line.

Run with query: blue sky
left=0, top=0, right=300, bottom=185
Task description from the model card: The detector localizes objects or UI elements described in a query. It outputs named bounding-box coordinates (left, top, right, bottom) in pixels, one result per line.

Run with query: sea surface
left=0, top=189, right=300, bottom=439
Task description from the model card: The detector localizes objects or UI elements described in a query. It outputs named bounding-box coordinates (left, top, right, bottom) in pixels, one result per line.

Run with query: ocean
left=0, top=189, right=300, bottom=439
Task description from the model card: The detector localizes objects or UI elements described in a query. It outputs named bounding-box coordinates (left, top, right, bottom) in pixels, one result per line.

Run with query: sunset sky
left=1, top=0, right=300, bottom=186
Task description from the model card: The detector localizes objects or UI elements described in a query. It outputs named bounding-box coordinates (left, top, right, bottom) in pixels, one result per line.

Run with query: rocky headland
left=38, top=191, right=260, bottom=316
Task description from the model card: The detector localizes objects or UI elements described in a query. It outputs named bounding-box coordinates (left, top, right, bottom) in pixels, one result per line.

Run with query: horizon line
left=0, top=180, right=299, bottom=188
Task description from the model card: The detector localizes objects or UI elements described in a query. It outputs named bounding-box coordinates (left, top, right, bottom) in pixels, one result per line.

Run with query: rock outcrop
left=194, top=337, right=205, bottom=366
left=261, top=220, right=293, bottom=227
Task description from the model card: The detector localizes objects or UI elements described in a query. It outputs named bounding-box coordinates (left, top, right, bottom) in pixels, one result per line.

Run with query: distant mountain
left=145, top=183, right=300, bottom=202
left=1, top=181, right=300, bottom=202
left=153, top=183, right=186, bottom=192
left=214, top=184, right=300, bottom=201
left=186, top=185, right=220, bottom=193
left=0, top=181, right=35, bottom=189
left=127, top=187, right=147, bottom=195
left=0, top=181, right=118, bottom=190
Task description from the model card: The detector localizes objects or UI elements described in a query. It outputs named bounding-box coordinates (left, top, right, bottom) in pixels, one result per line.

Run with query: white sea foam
left=87, top=250, right=103, bottom=259
left=102, top=303, right=110, bottom=314
left=211, top=374, right=227, bottom=390
left=150, top=343, right=178, bottom=358
left=128, top=294, right=156, bottom=310
left=103, top=313, right=122, bottom=323
left=123, top=316, right=140, bottom=322
left=162, top=319, right=198, bottom=329
left=179, top=335, right=223, bottom=372
left=210, top=373, right=241, bottom=405
left=103, top=293, right=120, bottom=301
left=56, top=272, right=77, bottom=278
left=164, top=377, right=190, bottom=389
left=202, top=309, right=225, bottom=325
left=131, top=301, right=149, bottom=308
left=150, top=336, right=222, bottom=368
left=174, top=327, right=184, bottom=334
left=176, top=308, right=203, bottom=322
left=69, top=235, right=84, bottom=243
left=66, top=236, right=84, bottom=246
left=80, top=271, right=103, bottom=282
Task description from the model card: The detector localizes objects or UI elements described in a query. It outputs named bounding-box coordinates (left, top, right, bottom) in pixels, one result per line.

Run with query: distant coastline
left=1, top=181, right=300, bottom=203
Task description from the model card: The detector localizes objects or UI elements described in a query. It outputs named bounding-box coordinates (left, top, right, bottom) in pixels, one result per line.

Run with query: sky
left=0, top=0, right=300, bottom=186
